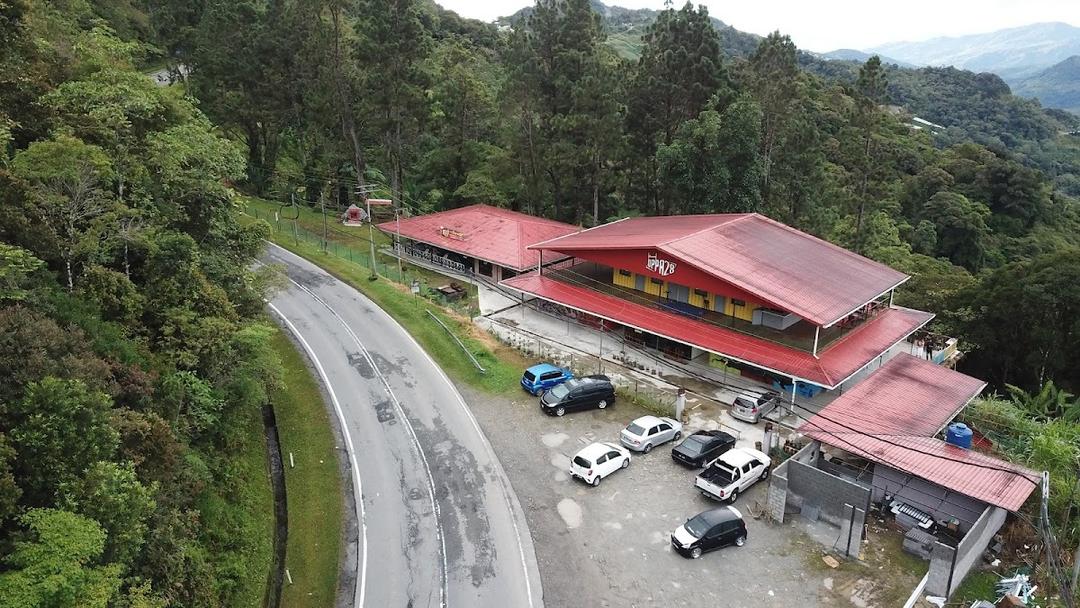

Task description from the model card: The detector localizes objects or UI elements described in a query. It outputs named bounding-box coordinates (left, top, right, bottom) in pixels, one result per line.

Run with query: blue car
left=521, top=363, right=573, bottom=396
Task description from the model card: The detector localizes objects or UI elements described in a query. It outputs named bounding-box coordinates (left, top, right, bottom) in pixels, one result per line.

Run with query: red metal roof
left=800, top=354, right=1037, bottom=511
left=803, top=354, right=987, bottom=437
left=500, top=273, right=933, bottom=388
left=378, top=204, right=578, bottom=272
left=530, top=214, right=909, bottom=326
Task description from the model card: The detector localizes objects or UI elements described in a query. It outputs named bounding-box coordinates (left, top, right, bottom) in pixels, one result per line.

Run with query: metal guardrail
left=426, top=310, right=486, bottom=374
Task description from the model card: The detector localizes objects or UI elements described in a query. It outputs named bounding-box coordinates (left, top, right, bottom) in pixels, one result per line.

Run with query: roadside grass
left=243, top=208, right=528, bottom=396
left=241, top=195, right=479, bottom=311
left=200, top=406, right=275, bottom=608
left=270, top=329, right=343, bottom=608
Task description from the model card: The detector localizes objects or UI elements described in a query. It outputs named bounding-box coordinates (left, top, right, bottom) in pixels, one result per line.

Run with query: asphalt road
left=264, top=244, right=543, bottom=608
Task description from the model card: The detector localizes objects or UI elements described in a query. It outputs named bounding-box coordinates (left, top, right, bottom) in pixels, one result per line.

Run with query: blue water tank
left=945, top=423, right=973, bottom=449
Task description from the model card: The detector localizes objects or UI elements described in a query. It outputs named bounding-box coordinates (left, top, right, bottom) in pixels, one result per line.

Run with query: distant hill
left=819, top=49, right=915, bottom=68
left=1011, top=55, right=1080, bottom=114
left=867, top=22, right=1080, bottom=77
left=497, top=0, right=760, bottom=61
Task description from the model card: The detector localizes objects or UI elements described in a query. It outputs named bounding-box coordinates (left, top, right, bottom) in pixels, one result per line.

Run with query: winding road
left=264, top=244, right=543, bottom=608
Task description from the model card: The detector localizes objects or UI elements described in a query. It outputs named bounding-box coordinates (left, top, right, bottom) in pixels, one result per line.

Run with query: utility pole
left=395, top=205, right=403, bottom=282
left=321, top=190, right=328, bottom=251
left=366, top=196, right=376, bottom=276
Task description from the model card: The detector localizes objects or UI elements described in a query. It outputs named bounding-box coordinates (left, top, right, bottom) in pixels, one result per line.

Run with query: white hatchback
left=620, top=415, right=683, bottom=453
left=569, top=442, right=631, bottom=486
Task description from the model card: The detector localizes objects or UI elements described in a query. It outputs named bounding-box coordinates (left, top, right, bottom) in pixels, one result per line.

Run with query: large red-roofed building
left=502, top=213, right=936, bottom=392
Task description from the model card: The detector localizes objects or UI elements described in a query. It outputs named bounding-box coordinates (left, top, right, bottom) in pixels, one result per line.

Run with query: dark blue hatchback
left=521, top=363, right=573, bottom=395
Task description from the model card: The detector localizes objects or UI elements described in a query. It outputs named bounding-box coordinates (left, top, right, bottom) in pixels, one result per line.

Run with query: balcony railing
left=395, top=243, right=471, bottom=275
left=544, top=262, right=885, bottom=354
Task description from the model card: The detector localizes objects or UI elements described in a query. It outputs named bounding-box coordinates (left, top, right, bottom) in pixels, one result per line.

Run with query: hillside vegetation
left=0, top=1, right=283, bottom=606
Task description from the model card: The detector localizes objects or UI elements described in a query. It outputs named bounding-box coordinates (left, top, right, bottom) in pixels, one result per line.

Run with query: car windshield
left=549, top=383, right=571, bottom=399
left=680, top=436, right=705, bottom=453
left=684, top=514, right=710, bottom=538
left=626, top=422, right=646, bottom=436
left=573, top=455, right=591, bottom=468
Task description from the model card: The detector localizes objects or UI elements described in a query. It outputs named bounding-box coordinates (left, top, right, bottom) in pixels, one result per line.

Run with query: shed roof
left=800, top=354, right=1037, bottom=511
left=530, top=214, right=909, bottom=326
left=378, top=204, right=578, bottom=272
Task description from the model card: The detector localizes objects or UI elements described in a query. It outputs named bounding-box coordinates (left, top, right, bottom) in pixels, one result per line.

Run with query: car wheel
left=760, top=467, right=770, bottom=481
left=555, top=406, right=565, bottom=417
left=690, top=547, right=702, bottom=559
left=673, top=431, right=682, bottom=441
left=597, top=399, right=608, bottom=409
left=728, top=488, right=739, bottom=503
left=735, top=535, right=746, bottom=547
left=643, top=443, right=653, bottom=454
left=621, top=457, right=629, bottom=469
left=591, top=475, right=601, bottom=487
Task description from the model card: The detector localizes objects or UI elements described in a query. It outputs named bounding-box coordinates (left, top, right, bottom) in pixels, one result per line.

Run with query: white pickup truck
left=694, top=447, right=771, bottom=503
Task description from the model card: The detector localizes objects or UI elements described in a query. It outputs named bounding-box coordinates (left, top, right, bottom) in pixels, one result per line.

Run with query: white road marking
left=268, top=303, right=368, bottom=608
left=285, top=277, right=448, bottom=608
left=268, top=241, right=541, bottom=608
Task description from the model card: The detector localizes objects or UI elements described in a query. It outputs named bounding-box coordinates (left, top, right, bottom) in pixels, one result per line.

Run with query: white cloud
left=435, top=0, right=1079, bottom=53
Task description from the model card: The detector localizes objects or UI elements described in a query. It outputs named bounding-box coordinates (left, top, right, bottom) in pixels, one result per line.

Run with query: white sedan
left=620, top=415, right=683, bottom=453
left=569, top=442, right=631, bottom=486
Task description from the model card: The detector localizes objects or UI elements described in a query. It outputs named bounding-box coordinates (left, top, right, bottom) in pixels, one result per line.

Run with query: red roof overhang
left=500, top=273, right=933, bottom=389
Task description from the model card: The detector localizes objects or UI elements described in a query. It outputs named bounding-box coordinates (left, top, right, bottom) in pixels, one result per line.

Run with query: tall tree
left=625, top=1, right=727, bottom=213
left=746, top=31, right=799, bottom=205
left=852, top=55, right=888, bottom=252
left=356, top=0, right=431, bottom=201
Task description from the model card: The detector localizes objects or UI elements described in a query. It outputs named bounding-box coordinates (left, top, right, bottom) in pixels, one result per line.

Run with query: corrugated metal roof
left=378, top=204, right=578, bottom=271
left=800, top=354, right=1037, bottom=511
left=500, top=273, right=933, bottom=389
left=530, top=214, right=909, bottom=326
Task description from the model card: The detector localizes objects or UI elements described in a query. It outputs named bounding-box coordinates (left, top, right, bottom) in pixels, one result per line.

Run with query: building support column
left=812, top=326, right=820, bottom=358
left=790, top=378, right=798, bottom=419
left=538, top=250, right=542, bottom=276
left=889, top=289, right=895, bottom=307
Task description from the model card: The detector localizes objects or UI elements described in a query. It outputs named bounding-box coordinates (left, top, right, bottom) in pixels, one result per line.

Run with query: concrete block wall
left=926, top=505, right=1007, bottom=597
left=766, top=442, right=819, bottom=524
left=787, top=459, right=872, bottom=526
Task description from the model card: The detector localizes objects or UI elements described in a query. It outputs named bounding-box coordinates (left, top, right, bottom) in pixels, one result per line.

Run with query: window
left=732, top=298, right=746, bottom=307
left=540, top=371, right=561, bottom=381
left=650, top=278, right=663, bottom=285
left=618, top=269, right=632, bottom=277
left=648, top=426, right=660, bottom=436
left=596, top=454, right=608, bottom=465
left=573, top=456, right=591, bottom=468
left=607, top=451, right=621, bottom=460
left=694, top=289, right=708, bottom=297
left=741, top=463, right=752, bottom=474
left=659, top=423, right=672, bottom=432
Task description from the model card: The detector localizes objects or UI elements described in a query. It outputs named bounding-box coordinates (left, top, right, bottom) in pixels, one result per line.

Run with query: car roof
left=718, top=447, right=769, bottom=467
left=577, top=442, right=620, bottom=459
left=691, top=430, right=735, bottom=442
left=527, top=363, right=561, bottom=374
left=631, top=415, right=663, bottom=427
left=695, top=506, right=744, bottom=526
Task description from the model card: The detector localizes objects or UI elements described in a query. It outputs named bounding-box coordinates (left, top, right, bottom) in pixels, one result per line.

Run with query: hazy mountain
left=819, top=49, right=915, bottom=68
left=867, top=22, right=1080, bottom=77
left=497, top=0, right=760, bottom=60
left=1010, top=55, right=1080, bottom=114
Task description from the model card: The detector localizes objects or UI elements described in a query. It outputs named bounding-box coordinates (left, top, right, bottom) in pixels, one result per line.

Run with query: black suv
left=539, top=375, right=615, bottom=416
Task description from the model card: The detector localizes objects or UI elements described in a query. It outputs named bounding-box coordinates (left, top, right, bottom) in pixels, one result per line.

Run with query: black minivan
left=670, top=506, right=747, bottom=559
left=539, top=375, right=615, bottom=417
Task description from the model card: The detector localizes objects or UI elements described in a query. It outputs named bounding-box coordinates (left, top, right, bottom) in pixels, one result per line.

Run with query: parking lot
left=463, top=385, right=839, bottom=608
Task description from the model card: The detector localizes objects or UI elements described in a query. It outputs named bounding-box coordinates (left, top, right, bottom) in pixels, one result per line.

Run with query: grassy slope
left=212, top=407, right=276, bottom=608
left=270, top=329, right=343, bottom=608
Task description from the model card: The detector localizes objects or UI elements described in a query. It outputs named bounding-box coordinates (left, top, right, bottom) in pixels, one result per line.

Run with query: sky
left=435, top=0, right=1080, bottom=53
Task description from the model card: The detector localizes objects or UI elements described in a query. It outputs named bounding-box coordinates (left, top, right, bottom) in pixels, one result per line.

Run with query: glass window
left=540, top=371, right=561, bottom=381
left=648, top=426, right=660, bottom=436
left=606, top=451, right=621, bottom=460
left=596, top=454, right=608, bottom=464
left=659, top=424, right=671, bottom=432
left=573, top=456, right=591, bottom=468
left=694, top=289, right=708, bottom=297
left=626, top=422, right=646, bottom=436
left=742, top=463, right=752, bottom=474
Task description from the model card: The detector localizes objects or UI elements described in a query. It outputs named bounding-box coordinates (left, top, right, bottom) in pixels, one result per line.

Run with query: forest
left=0, top=0, right=1078, bottom=605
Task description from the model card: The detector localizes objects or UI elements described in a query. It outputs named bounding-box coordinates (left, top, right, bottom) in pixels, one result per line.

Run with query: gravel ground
left=463, top=385, right=834, bottom=608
